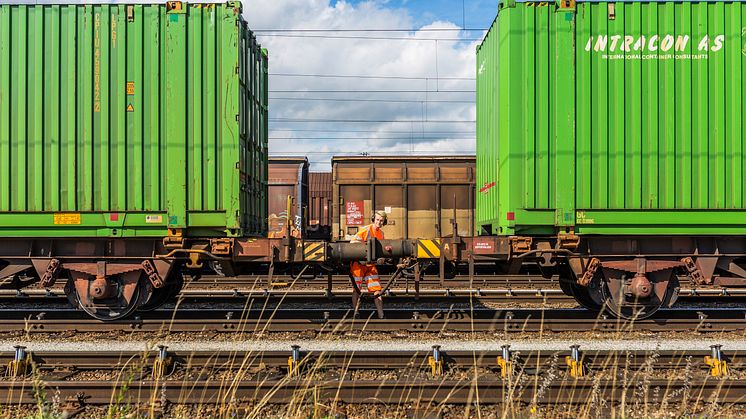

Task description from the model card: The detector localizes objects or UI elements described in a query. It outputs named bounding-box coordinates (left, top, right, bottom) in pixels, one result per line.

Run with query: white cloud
left=243, top=0, right=478, bottom=170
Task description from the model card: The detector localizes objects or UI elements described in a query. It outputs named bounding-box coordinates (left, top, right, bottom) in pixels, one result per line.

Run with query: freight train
left=1, top=1, right=745, bottom=321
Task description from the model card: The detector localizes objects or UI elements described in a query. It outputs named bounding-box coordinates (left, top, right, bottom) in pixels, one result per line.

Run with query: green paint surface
left=477, top=1, right=746, bottom=235
left=0, top=3, right=268, bottom=238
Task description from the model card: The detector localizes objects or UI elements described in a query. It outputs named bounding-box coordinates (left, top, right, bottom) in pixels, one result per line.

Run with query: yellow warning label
left=126, top=81, right=135, bottom=95
left=126, top=104, right=134, bottom=112
left=53, top=213, right=81, bottom=225
left=416, top=239, right=441, bottom=259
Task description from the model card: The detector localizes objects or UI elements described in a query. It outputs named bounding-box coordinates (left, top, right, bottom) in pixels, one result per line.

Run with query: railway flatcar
left=475, top=0, right=746, bottom=318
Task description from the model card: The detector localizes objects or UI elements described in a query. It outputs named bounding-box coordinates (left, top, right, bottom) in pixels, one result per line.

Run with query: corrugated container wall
left=0, top=2, right=268, bottom=238
left=268, top=157, right=308, bottom=239
left=477, top=0, right=746, bottom=236
left=333, top=157, right=476, bottom=241
left=308, top=172, right=333, bottom=240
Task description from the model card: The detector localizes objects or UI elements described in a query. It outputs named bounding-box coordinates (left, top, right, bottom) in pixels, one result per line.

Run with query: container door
left=340, top=185, right=371, bottom=240
left=407, top=185, right=437, bottom=239
left=440, top=185, right=473, bottom=237
left=375, top=185, right=404, bottom=240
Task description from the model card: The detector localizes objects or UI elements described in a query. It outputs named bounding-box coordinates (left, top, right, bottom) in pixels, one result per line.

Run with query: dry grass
left=0, top=290, right=744, bottom=418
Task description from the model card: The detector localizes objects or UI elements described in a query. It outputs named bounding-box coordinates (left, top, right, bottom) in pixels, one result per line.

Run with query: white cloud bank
left=243, top=0, right=480, bottom=169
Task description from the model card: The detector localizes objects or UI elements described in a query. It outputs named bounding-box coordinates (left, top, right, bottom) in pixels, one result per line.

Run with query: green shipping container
left=0, top=2, right=268, bottom=238
left=477, top=0, right=746, bottom=236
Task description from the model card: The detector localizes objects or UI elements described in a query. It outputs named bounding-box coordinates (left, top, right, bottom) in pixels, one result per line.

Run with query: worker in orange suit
left=350, top=210, right=387, bottom=319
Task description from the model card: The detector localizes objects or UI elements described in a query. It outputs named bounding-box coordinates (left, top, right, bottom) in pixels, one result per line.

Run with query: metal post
left=706, top=344, right=728, bottom=377
left=414, top=262, right=421, bottom=301
left=497, top=344, right=512, bottom=378
left=158, top=345, right=168, bottom=361
left=13, top=345, right=26, bottom=362
left=566, top=344, right=584, bottom=378
left=152, top=345, right=172, bottom=379
left=429, top=345, right=443, bottom=376
left=570, top=345, right=580, bottom=362
left=711, top=344, right=722, bottom=362
left=288, top=345, right=302, bottom=377
left=501, top=344, right=511, bottom=362
left=326, top=272, right=333, bottom=299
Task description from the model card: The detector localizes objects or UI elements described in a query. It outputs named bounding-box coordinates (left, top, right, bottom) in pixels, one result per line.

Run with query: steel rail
left=1, top=378, right=745, bottom=405
left=2, top=308, right=746, bottom=334
left=2, top=349, right=746, bottom=406
left=1, top=349, right=743, bottom=372
left=2, top=286, right=745, bottom=302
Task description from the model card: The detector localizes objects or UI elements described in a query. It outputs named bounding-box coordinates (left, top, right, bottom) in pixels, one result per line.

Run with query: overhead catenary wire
left=270, top=72, right=475, bottom=81
left=254, top=28, right=487, bottom=33
left=270, top=118, right=475, bottom=123
left=270, top=97, right=474, bottom=104
left=269, top=128, right=475, bottom=134
left=260, top=33, right=481, bottom=41
left=269, top=89, right=474, bottom=93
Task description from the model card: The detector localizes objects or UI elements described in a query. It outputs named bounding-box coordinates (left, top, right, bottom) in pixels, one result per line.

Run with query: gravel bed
left=1, top=336, right=746, bottom=352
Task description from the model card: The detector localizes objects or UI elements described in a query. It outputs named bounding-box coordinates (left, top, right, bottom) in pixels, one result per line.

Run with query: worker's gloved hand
left=376, top=258, right=387, bottom=265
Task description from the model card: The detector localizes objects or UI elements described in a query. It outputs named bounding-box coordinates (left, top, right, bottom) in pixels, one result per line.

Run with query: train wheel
left=138, top=273, right=184, bottom=312
left=560, top=279, right=602, bottom=311
left=601, top=269, right=679, bottom=320
left=65, top=271, right=149, bottom=321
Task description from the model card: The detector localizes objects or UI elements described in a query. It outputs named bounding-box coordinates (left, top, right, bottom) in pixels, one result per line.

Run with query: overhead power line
left=260, top=33, right=481, bottom=41
left=270, top=73, right=474, bottom=81
left=270, top=128, right=475, bottom=134
left=269, top=89, right=475, bottom=93
left=254, top=28, right=487, bottom=33
left=270, top=97, right=474, bottom=104
left=269, top=118, right=476, bottom=124
left=270, top=137, right=474, bottom=141
left=270, top=150, right=476, bottom=155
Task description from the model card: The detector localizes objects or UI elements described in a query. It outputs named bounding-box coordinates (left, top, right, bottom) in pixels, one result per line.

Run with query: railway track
left=1, top=348, right=744, bottom=407
left=3, top=308, right=746, bottom=334
left=2, top=283, right=745, bottom=304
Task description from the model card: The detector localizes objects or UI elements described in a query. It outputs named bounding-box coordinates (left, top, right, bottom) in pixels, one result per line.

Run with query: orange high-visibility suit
left=350, top=224, right=383, bottom=293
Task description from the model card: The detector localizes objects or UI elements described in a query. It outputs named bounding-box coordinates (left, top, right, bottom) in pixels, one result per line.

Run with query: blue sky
left=246, top=0, right=484, bottom=169
left=342, top=0, right=497, bottom=30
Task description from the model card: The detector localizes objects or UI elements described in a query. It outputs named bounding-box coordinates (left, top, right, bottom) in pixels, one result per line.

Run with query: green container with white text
left=477, top=0, right=746, bottom=236
left=0, top=2, right=268, bottom=238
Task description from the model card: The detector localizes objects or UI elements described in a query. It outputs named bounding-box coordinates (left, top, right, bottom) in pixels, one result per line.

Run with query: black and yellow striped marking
left=416, top=239, right=441, bottom=259
left=303, top=242, right=326, bottom=262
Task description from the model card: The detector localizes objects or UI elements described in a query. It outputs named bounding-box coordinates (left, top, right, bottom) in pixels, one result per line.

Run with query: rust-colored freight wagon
left=332, top=156, right=476, bottom=241
left=308, top=172, right=333, bottom=240
left=268, top=157, right=309, bottom=238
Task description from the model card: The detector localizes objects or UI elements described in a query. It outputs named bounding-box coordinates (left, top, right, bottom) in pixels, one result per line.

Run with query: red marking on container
left=479, top=181, right=496, bottom=194
left=506, top=212, right=515, bottom=221
left=110, top=213, right=119, bottom=221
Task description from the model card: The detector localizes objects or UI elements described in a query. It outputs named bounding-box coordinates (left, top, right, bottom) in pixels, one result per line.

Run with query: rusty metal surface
left=2, top=347, right=746, bottom=405
left=268, top=158, right=309, bottom=239
left=308, top=172, right=333, bottom=240
left=2, top=308, right=746, bottom=334
left=3, top=349, right=743, bottom=372
left=332, top=156, right=476, bottom=240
